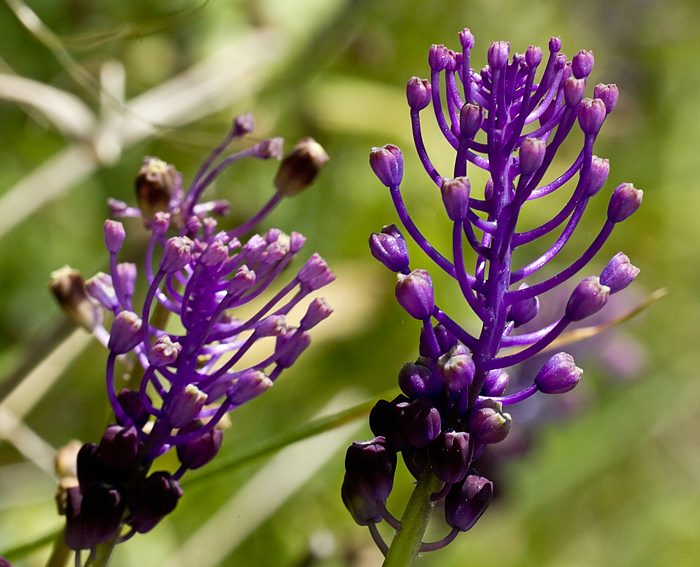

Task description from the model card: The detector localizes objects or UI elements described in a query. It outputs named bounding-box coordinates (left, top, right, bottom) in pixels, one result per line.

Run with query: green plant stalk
left=85, top=530, right=119, bottom=567
left=383, top=469, right=443, bottom=567
left=44, top=528, right=70, bottom=567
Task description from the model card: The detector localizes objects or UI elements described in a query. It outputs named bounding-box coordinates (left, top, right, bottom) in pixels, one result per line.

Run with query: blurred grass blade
left=1, top=527, right=60, bottom=562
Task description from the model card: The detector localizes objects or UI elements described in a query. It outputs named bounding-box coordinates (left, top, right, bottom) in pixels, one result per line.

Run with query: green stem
left=44, top=528, right=70, bottom=567
left=85, top=532, right=119, bottom=567
left=383, top=469, right=443, bottom=567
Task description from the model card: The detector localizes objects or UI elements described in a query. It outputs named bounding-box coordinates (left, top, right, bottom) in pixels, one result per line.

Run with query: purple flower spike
left=370, top=144, right=404, bottom=188
left=395, top=269, right=435, bottom=320
left=535, top=352, right=583, bottom=394
left=600, top=252, right=640, bottom=293
left=565, top=276, right=610, bottom=321
left=608, top=182, right=643, bottom=222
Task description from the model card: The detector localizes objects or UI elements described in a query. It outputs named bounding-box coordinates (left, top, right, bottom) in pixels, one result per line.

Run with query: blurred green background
left=0, top=0, right=698, bottom=565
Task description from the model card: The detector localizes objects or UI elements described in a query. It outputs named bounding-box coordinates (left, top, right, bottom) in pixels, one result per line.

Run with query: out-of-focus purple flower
left=344, top=26, right=642, bottom=554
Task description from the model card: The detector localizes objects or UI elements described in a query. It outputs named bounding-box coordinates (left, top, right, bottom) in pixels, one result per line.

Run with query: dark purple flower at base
left=445, top=474, right=493, bottom=532
left=127, top=472, right=183, bottom=534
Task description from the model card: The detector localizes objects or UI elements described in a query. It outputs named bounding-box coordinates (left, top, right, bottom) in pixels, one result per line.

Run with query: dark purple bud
left=395, top=269, right=434, bottom=320
left=64, top=483, right=125, bottom=550
left=50, top=266, right=100, bottom=330
left=438, top=344, right=475, bottom=392
left=519, top=138, right=546, bottom=176
left=525, top=45, right=543, bottom=68
left=252, top=137, right=284, bottom=160
left=135, top=157, right=178, bottom=221
left=507, top=284, right=539, bottom=327
left=594, top=83, right=619, bottom=113
left=345, top=437, right=396, bottom=501
left=406, top=77, right=432, bottom=110
left=428, top=44, right=450, bottom=71
left=274, top=137, right=330, bottom=197
left=402, top=447, right=429, bottom=479
left=369, top=398, right=404, bottom=446
left=369, top=224, right=410, bottom=273
left=166, top=384, right=207, bottom=428
left=487, top=41, right=510, bottom=68
left=578, top=98, right=607, bottom=134
left=429, top=431, right=470, bottom=484
left=469, top=400, right=511, bottom=444
left=232, top=112, right=255, bottom=136
left=600, top=252, right=640, bottom=293
left=398, top=361, right=439, bottom=398
left=459, top=28, right=475, bottom=50
left=433, top=323, right=459, bottom=353
left=75, top=443, right=102, bottom=488
left=161, top=236, right=193, bottom=273
left=607, top=182, right=643, bottom=223
left=549, top=37, right=562, bottom=53
left=460, top=103, right=484, bottom=139
left=148, top=336, right=181, bottom=367
left=564, top=77, right=585, bottom=107
left=535, top=352, right=582, bottom=394
left=98, top=425, right=140, bottom=471
left=176, top=422, right=223, bottom=470
left=484, top=178, right=494, bottom=201
left=117, top=389, right=151, bottom=428
left=341, top=475, right=382, bottom=525
left=108, top=311, right=142, bottom=354
left=572, top=49, right=594, bottom=79
left=445, top=474, right=493, bottom=532
left=298, top=253, right=335, bottom=291
left=127, top=471, right=183, bottom=533
left=370, top=144, right=403, bottom=188
left=400, top=399, right=442, bottom=448
left=481, top=369, right=510, bottom=396
left=565, top=276, right=610, bottom=321
left=104, top=220, right=126, bottom=254
left=583, top=156, right=610, bottom=197
left=441, top=177, right=471, bottom=221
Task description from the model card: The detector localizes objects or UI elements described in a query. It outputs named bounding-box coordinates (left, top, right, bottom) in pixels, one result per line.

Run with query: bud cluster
left=348, top=28, right=641, bottom=554
left=54, top=115, right=333, bottom=555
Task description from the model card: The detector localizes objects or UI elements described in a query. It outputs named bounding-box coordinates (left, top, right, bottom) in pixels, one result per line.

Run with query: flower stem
left=44, top=528, right=70, bottom=567
left=382, top=469, right=443, bottom=567
left=85, top=534, right=118, bottom=567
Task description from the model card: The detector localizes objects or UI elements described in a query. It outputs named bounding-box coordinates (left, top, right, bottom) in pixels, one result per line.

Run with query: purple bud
left=398, top=361, right=439, bottom=398
left=151, top=212, right=170, bottom=236
left=395, top=269, right=434, bottom=320
left=108, top=311, right=142, bottom=354
left=594, top=83, right=619, bottom=113
left=127, top=471, right=182, bottom=533
left=300, top=297, right=333, bottom=330
left=535, top=352, right=582, bottom=394
left=276, top=330, right=312, bottom=368
left=468, top=400, right=511, bottom=444
left=429, top=431, right=471, bottom=484
left=369, top=224, right=409, bottom=273
left=228, top=369, right=273, bottom=404
left=117, top=389, right=151, bottom=428
left=578, top=98, right=607, bottom=134
left=149, top=336, right=181, bottom=366
left=519, top=138, right=547, bottom=176
left=563, top=77, right=585, bottom=107
left=481, top=369, right=510, bottom=396
left=200, top=239, right=229, bottom=267
left=406, top=77, right=432, bottom=110
left=85, top=272, right=118, bottom=311
left=255, top=314, right=288, bottom=337
left=400, top=399, right=442, bottom=448
left=232, top=112, right=255, bottom=136
left=432, top=324, right=459, bottom=353
left=369, top=398, right=404, bottom=447
left=298, top=253, right=335, bottom=291
left=161, top=236, right=193, bottom=273
left=345, top=437, right=396, bottom=501
left=228, top=265, right=256, bottom=294
left=549, top=37, right=562, bottom=53
left=583, top=156, right=610, bottom=196
left=166, top=384, right=207, bottom=428
left=572, top=49, right=594, bottom=79
left=116, top=263, right=137, bottom=302
left=460, top=103, right=484, bottom=138
left=428, top=44, right=450, bottom=71
left=565, top=276, right=610, bottom=321
left=525, top=45, right=543, bottom=68
left=507, top=284, right=540, bottom=326
left=98, top=425, right=140, bottom=471
left=65, top=483, right=124, bottom=550
left=176, top=422, right=223, bottom=470
left=252, top=137, right=284, bottom=160
left=600, top=252, right=640, bottom=293
left=341, top=475, right=382, bottom=526
left=441, top=177, right=471, bottom=221
left=487, top=41, right=510, bottom=68
left=445, top=474, right=493, bottom=532
left=459, top=28, right=475, bottom=50
left=438, top=344, right=475, bottom=392
left=104, top=220, right=126, bottom=254
left=369, top=144, right=403, bottom=188
left=607, top=182, right=643, bottom=223
left=274, top=137, right=330, bottom=197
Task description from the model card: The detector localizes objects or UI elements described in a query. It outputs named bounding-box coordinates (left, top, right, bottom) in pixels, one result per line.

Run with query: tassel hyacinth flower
left=343, top=28, right=642, bottom=562
left=53, top=115, right=333, bottom=563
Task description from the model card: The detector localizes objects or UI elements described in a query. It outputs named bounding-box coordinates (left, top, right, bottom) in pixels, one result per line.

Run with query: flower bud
left=369, top=398, right=404, bottom=446
left=607, top=182, right=643, bottom=223
left=395, top=269, right=435, bottom=320
left=400, top=399, right=442, bottom=448
left=438, top=344, right=475, bottom=392
left=549, top=36, right=562, bottom=53
left=460, top=103, right=484, bottom=139
left=176, top=422, right=223, bottom=470
left=127, top=471, right=182, bottom=533
left=481, top=369, right=510, bottom=396
left=161, top=236, right=193, bottom=273
left=228, top=265, right=256, bottom=294
left=228, top=369, right=274, bottom=404
left=428, top=44, right=450, bottom=71
left=563, top=77, right=585, bottom=107
left=341, top=475, right=382, bottom=525
left=232, top=112, right=255, bottom=136
left=578, top=98, right=607, bottom=134
left=345, top=437, right=396, bottom=501
left=276, top=330, right=311, bottom=368
left=104, top=220, right=126, bottom=254
left=149, top=336, right=181, bottom=366
left=369, top=144, right=403, bottom=187
left=535, top=352, right=582, bottom=394
left=65, top=483, right=125, bottom=550
left=594, top=83, right=619, bottom=113
left=519, top=138, right=547, bottom=176
left=445, top=474, right=493, bottom=532
left=487, top=41, right=510, bottom=68
left=429, top=431, right=470, bottom=484
left=398, top=361, right=439, bottom=398
left=468, top=400, right=511, bottom=444
left=369, top=224, right=410, bottom=273
left=441, top=176, right=471, bottom=221
left=298, top=253, right=335, bottom=291
left=85, top=272, right=118, bottom=311
left=108, top=311, right=142, bottom=354
left=98, top=425, right=140, bottom=471
left=565, top=276, right=610, bottom=321
left=572, top=49, right=594, bottom=79
left=50, top=266, right=101, bottom=330
left=300, top=297, right=333, bottom=330
left=507, top=284, right=539, bottom=327
left=117, top=389, right=151, bottom=428
left=432, top=324, right=459, bottom=354
left=252, top=137, right=284, bottom=160
left=166, top=385, right=208, bottom=428
left=599, top=252, right=640, bottom=293
left=135, top=157, right=178, bottom=221
left=583, top=156, right=610, bottom=197
left=274, top=137, right=330, bottom=197
left=406, top=77, right=432, bottom=110
left=459, top=28, right=475, bottom=49
left=525, top=45, right=543, bottom=68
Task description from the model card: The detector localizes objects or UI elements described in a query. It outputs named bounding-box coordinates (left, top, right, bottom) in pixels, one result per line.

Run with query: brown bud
left=274, top=137, right=329, bottom=197
left=49, top=266, right=101, bottom=330
left=135, top=157, right=179, bottom=221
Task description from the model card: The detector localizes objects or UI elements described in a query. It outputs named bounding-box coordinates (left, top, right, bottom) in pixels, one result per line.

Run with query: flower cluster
left=51, top=114, right=333, bottom=559
left=343, top=28, right=641, bottom=553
